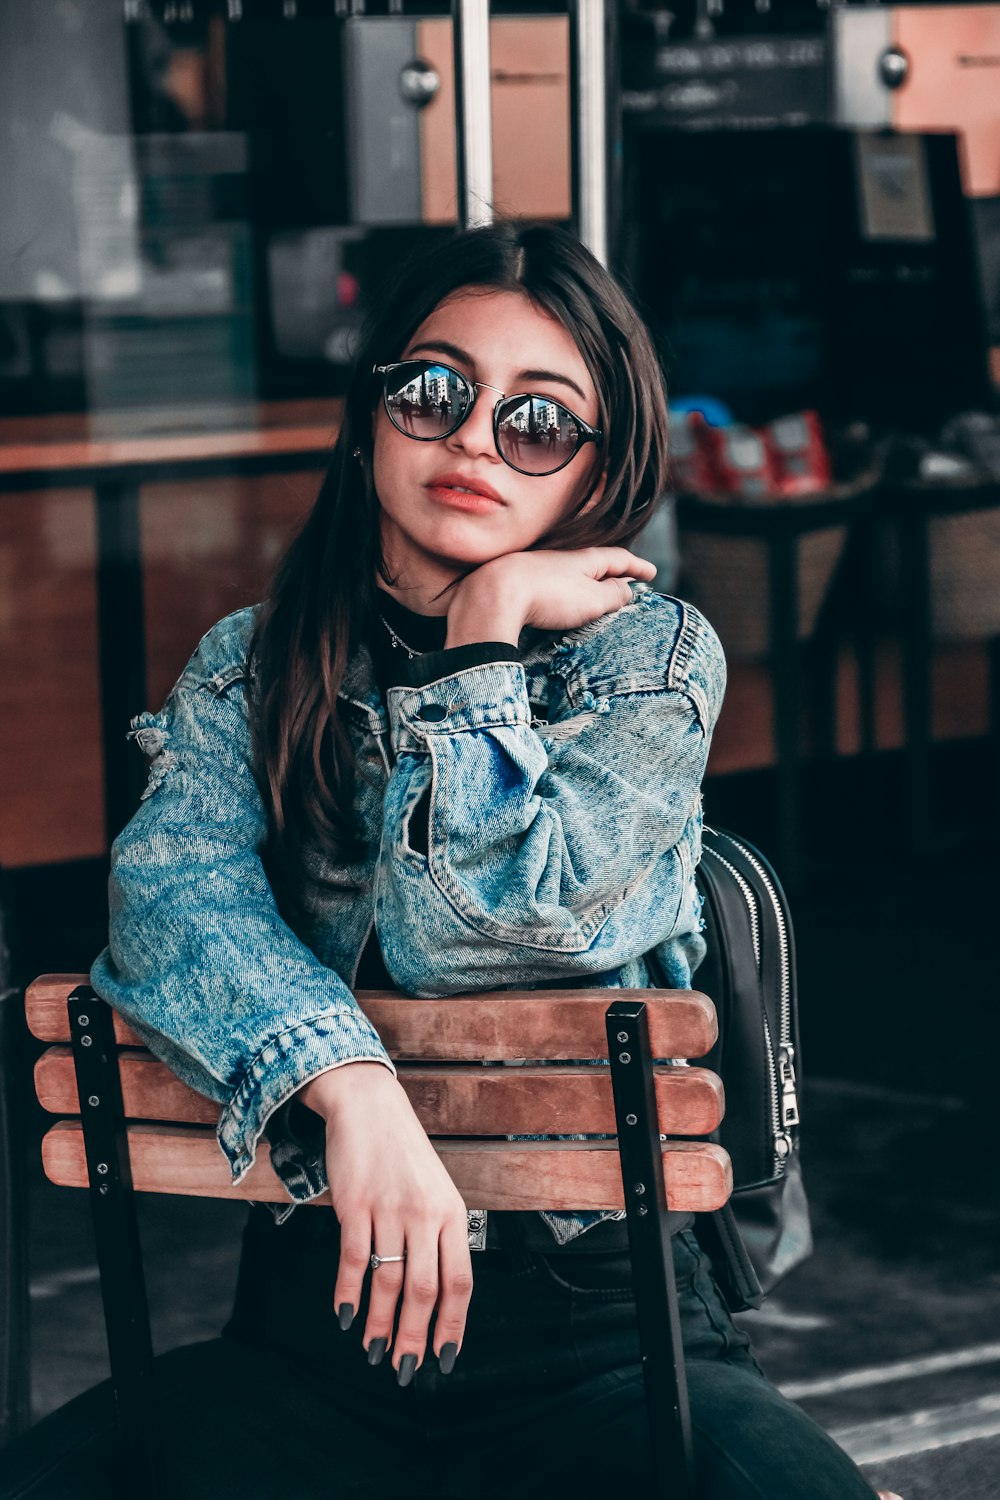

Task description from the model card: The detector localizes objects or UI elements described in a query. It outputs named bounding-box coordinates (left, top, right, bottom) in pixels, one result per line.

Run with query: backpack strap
left=695, top=1204, right=764, bottom=1313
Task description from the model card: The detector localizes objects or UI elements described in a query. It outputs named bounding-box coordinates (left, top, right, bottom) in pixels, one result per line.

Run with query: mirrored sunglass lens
left=496, top=396, right=581, bottom=473
left=384, top=362, right=469, bottom=437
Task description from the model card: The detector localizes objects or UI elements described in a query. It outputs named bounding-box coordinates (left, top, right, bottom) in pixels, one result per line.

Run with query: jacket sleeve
left=375, top=602, right=726, bottom=996
left=89, top=667, right=395, bottom=1200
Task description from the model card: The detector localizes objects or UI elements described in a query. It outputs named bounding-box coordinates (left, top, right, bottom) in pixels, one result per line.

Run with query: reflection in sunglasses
left=377, top=358, right=601, bottom=477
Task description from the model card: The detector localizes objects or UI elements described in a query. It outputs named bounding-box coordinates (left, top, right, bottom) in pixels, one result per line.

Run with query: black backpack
left=689, top=826, right=812, bottom=1308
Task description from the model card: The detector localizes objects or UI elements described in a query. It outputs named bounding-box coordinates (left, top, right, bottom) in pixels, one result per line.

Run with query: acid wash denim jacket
left=91, top=582, right=727, bottom=1247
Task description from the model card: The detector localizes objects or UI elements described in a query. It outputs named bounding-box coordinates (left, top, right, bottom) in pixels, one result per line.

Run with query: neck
left=376, top=523, right=469, bottom=616
left=375, top=579, right=453, bottom=617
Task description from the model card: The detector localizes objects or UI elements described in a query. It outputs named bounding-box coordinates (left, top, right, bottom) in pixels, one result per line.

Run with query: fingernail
left=397, top=1353, right=418, bottom=1387
left=338, top=1302, right=354, bottom=1331
left=367, top=1337, right=387, bottom=1366
left=438, top=1342, right=458, bottom=1375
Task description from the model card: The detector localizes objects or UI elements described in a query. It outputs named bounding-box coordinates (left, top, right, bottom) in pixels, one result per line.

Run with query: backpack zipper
left=702, top=842, right=760, bottom=967
left=703, top=831, right=797, bottom=1175
left=760, top=1010, right=789, bottom=1171
left=721, top=833, right=799, bottom=1137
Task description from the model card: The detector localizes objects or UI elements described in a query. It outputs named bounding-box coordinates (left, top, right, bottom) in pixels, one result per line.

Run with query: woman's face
left=372, top=288, right=604, bottom=598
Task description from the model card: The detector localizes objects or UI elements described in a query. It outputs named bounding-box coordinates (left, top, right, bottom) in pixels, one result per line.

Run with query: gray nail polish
left=367, top=1337, right=387, bottom=1366
left=338, top=1302, right=354, bottom=1331
left=438, top=1342, right=458, bottom=1374
left=397, top=1353, right=418, bottom=1387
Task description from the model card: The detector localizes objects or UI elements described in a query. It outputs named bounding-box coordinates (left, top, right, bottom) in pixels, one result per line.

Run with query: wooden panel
left=26, top=977, right=719, bottom=1059
left=893, top=6, right=1000, bottom=197
left=417, top=17, right=570, bottom=225
left=707, top=640, right=993, bottom=775
left=140, top=472, right=323, bottom=708
left=41, top=1121, right=732, bottom=1213
left=0, top=403, right=344, bottom=453
left=488, top=18, right=571, bottom=221
left=0, top=489, right=103, bottom=865
left=0, top=401, right=342, bottom=869
left=35, top=1046, right=725, bottom=1137
left=0, top=405, right=342, bottom=474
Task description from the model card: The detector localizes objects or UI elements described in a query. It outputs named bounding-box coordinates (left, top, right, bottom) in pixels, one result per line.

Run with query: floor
left=8, top=737, right=1000, bottom=1497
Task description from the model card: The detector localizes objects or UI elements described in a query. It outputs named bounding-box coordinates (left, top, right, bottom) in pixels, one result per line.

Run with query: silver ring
left=370, top=1252, right=407, bottom=1270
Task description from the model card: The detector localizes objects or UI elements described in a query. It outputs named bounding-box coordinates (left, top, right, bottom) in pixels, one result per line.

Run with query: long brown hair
left=250, top=221, right=670, bottom=875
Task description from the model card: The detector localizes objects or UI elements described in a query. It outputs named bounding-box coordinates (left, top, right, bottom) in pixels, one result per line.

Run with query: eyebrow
left=404, top=339, right=588, bottom=404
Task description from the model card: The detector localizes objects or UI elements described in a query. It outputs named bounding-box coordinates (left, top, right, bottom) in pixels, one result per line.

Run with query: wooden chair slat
left=40, top=1122, right=732, bottom=1213
left=35, top=1048, right=218, bottom=1126
left=25, top=976, right=718, bottom=1058
left=25, top=978, right=146, bottom=1046
left=34, top=1047, right=725, bottom=1136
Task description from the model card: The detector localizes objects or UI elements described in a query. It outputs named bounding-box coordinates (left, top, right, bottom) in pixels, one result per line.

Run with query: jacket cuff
left=386, top=659, right=532, bottom=755
left=216, top=1007, right=397, bottom=1192
left=394, top=641, right=522, bottom=690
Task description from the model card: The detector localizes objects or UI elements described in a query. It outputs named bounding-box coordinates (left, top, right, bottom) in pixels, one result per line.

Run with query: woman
left=79, top=223, right=890, bottom=1497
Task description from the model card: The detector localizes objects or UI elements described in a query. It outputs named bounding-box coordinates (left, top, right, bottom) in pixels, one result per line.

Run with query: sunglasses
left=373, top=359, right=603, bottom=477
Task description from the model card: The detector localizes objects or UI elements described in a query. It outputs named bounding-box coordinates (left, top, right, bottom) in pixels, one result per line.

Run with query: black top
left=372, top=587, right=521, bottom=694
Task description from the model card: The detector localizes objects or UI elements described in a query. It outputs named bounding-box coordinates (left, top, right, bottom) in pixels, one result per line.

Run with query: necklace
left=379, top=615, right=421, bottom=659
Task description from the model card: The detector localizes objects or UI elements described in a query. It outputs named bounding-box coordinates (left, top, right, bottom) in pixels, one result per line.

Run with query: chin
left=417, top=523, right=520, bottom=568
left=428, top=542, right=510, bottom=570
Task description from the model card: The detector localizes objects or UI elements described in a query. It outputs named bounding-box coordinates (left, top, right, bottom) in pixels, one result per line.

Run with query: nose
left=445, top=387, right=501, bottom=464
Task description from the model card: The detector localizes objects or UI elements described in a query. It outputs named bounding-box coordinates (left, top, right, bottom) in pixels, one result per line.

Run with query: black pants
left=4, top=1205, right=878, bottom=1498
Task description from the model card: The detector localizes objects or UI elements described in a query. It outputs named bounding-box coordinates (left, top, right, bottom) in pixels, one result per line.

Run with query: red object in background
left=336, top=271, right=361, bottom=309
left=704, top=421, right=783, bottom=500
left=671, top=408, right=834, bottom=500
left=763, top=410, right=832, bottom=496
left=668, top=410, right=722, bottom=494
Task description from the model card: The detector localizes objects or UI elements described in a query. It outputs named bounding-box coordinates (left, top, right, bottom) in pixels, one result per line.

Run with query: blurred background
left=1, top=2, right=999, bottom=1496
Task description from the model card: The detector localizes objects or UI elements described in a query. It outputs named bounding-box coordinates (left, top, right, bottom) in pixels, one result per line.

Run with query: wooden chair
left=26, top=974, right=732, bottom=1500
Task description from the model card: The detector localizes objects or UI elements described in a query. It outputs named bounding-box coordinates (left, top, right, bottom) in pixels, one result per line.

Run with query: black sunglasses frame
left=373, top=359, right=603, bottom=477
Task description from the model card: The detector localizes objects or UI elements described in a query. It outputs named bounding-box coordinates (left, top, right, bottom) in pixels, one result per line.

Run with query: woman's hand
left=297, top=1063, right=474, bottom=1383
left=445, top=546, right=657, bottom=647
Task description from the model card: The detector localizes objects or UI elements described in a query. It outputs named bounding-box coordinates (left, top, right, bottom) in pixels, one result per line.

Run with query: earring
left=352, top=446, right=362, bottom=461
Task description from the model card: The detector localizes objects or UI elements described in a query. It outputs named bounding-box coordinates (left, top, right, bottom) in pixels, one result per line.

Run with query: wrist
left=297, top=1061, right=398, bottom=1123
left=446, top=571, right=525, bottom=649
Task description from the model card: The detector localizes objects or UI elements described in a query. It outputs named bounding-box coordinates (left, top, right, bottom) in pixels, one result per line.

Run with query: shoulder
left=539, top=585, right=727, bottom=732
left=176, top=605, right=263, bottom=696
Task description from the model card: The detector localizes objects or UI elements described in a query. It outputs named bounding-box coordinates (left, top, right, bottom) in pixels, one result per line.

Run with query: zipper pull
left=778, top=1042, right=800, bottom=1128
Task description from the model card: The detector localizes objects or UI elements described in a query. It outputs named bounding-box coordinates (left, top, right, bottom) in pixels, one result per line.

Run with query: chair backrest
left=24, top=960, right=731, bottom=1497
left=25, top=974, right=731, bottom=1214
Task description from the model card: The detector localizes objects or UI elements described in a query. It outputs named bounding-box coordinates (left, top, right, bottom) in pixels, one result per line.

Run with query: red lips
left=426, top=471, right=503, bottom=503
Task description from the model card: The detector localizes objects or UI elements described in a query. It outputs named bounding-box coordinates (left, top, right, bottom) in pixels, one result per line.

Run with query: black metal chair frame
left=0, top=868, right=29, bottom=1449
left=0, top=984, right=29, bottom=1449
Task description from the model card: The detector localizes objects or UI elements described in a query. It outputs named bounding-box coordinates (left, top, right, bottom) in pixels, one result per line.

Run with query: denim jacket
left=91, top=582, right=727, bottom=1246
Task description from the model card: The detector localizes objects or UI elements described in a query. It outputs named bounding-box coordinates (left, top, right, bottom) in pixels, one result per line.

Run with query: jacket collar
left=336, top=638, right=388, bottom=730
